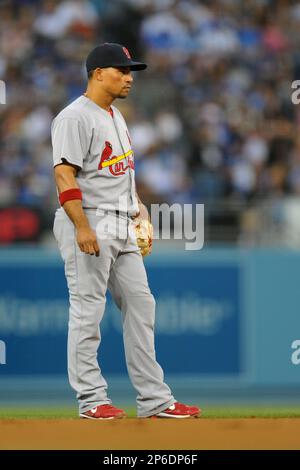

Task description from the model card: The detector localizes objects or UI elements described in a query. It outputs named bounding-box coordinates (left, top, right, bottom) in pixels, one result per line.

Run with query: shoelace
left=90, top=404, right=119, bottom=414
left=101, top=404, right=117, bottom=410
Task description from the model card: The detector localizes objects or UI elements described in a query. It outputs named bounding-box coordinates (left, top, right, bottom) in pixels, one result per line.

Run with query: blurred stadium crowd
left=1, top=0, right=300, bottom=245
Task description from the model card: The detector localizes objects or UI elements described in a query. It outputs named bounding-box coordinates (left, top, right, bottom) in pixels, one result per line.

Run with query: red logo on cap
left=123, top=47, right=131, bottom=59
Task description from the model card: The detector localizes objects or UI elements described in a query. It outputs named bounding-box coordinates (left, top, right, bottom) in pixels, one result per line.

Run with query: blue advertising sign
left=0, top=250, right=242, bottom=377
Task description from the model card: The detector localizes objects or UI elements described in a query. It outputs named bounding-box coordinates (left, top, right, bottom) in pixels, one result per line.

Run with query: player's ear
left=94, top=68, right=104, bottom=82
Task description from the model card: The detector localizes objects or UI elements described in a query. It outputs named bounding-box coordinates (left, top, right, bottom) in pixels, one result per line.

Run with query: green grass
left=0, top=407, right=79, bottom=420
left=1, top=406, right=300, bottom=419
left=201, top=406, right=300, bottom=419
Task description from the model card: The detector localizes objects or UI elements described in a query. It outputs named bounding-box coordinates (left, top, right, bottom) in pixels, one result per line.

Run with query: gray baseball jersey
left=51, top=95, right=139, bottom=216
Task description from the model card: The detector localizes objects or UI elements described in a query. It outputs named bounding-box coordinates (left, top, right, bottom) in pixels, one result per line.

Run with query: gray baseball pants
left=53, top=208, right=175, bottom=417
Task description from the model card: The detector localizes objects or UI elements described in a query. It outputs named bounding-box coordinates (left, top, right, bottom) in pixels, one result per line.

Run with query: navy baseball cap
left=86, top=43, right=147, bottom=72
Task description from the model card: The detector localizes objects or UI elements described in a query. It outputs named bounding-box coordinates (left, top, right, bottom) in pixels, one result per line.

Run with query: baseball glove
left=134, top=218, right=153, bottom=257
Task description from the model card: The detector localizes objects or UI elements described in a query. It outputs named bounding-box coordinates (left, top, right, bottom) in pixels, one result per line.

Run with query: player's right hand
left=76, top=227, right=100, bottom=257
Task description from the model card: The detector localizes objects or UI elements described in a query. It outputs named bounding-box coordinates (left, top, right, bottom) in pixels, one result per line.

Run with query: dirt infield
left=0, top=418, right=300, bottom=449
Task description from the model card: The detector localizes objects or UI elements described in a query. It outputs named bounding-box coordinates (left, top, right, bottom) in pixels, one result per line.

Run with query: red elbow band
left=59, top=188, right=82, bottom=206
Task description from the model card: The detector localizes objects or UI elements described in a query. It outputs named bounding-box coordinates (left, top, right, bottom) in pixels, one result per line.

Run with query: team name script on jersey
left=98, top=141, right=134, bottom=176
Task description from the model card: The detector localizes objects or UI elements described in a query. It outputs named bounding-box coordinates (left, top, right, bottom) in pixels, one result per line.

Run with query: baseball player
left=51, top=43, right=201, bottom=419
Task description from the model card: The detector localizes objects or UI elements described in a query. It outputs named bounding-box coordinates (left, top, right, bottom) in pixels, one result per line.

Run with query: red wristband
left=59, top=188, right=82, bottom=206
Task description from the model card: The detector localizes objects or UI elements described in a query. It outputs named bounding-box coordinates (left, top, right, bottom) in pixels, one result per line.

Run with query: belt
left=83, top=208, right=134, bottom=219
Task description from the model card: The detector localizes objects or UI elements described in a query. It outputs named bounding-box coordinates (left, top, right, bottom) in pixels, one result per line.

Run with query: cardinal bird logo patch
left=98, top=141, right=113, bottom=170
left=98, top=141, right=134, bottom=176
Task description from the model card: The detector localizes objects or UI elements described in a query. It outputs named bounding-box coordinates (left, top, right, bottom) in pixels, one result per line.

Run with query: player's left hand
left=134, top=218, right=153, bottom=257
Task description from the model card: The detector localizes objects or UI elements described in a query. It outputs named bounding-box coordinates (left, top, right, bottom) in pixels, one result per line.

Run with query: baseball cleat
left=80, top=404, right=127, bottom=420
left=151, top=402, right=201, bottom=418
